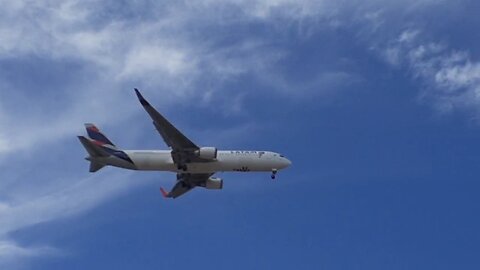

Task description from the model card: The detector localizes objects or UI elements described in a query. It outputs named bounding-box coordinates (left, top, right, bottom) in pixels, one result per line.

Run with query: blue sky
left=1, top=0, right=480, bottom=269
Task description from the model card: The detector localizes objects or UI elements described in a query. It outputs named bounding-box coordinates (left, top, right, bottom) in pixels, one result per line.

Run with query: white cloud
left=435, top=58, right=480, bottom=91
left=0, top=241, right=50, bottom=258
left=0, top=172, right=133, bottom=235
left=375, top=28, right=480, bottom=115
left=398, top=29, right=420, bottom=44
left=0, top=240, right=59, bottom=270
left=0, top=170, right=148, bottom=267
left=119, top=45, right=194, bottom=81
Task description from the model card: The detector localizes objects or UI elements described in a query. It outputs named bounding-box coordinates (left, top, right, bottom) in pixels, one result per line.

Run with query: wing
left=135, top=89, right=198, bottom=150
left=134, top=89, right=208, bottom=166
left=160, top=173, right=213, bottom=199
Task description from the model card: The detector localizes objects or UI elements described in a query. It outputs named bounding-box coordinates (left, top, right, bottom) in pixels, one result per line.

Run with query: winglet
left=160, top=187, right=170, bottom=198
left=134, top=88, right=149, bottom=106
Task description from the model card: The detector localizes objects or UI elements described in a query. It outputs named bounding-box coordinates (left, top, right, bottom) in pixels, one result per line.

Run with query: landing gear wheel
left=271, top=169, right=277, bottom=180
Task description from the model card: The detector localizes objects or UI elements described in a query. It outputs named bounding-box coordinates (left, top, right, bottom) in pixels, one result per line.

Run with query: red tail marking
left=87, top=125, right=100, bottom=132
left=92, top=140, right=105, bottom=146
left=160, top=187, right=169, bottom=198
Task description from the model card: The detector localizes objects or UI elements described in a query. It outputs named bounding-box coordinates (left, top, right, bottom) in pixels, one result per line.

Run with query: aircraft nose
left=283, top=158, right=292, bottom=168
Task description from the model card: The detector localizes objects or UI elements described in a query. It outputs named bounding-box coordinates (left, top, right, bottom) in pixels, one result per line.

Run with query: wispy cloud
left=0, top=240, right=59, bottom=270
left=342, top=0, right=480, bottom=118
left=0, top=170, right=146, bottom=267
left=377, top=29, right=480, bottom=116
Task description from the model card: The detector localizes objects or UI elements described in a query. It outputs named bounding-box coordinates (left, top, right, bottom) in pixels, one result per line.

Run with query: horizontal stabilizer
left=89, top=161, right=105, bottom=172
left=78, top=136, right=109, bottom=157
left=78, top=136, right=109, bottom=173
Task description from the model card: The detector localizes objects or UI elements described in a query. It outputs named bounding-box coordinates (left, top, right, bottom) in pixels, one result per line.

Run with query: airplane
left=78, top=89, right=291, bottom=199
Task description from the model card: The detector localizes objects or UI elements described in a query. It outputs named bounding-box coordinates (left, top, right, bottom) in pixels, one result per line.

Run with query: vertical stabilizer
left=84, top=123, right=116, bottom=147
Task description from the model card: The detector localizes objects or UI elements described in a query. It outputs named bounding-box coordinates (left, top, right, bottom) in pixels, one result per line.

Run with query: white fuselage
left=100, top=150, right=291, bottom=174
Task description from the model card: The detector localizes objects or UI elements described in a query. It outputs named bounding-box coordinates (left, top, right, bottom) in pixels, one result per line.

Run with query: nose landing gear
left=271, top=169, right=277, bottom=180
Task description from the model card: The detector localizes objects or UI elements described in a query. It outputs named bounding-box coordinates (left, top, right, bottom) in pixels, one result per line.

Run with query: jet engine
left=195, top=147, right=217, bottom=160
left=204, top=177, right=223, bottom=190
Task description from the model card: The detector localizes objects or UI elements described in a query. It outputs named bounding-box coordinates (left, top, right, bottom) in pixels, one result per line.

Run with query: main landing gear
left=177, top=164, right=187, bottom=171
left=271, top=169, right=277, bottom=180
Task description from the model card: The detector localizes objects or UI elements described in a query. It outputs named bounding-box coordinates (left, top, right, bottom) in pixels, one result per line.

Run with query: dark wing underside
left=161, top=173, right=213, bottom=199
left=134, top=89, right=209, bottom=165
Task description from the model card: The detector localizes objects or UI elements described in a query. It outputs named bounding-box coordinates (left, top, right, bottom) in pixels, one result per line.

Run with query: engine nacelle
left=205, top=177, right=223, bottom=190
left=195, top=147, right=217, bottom=160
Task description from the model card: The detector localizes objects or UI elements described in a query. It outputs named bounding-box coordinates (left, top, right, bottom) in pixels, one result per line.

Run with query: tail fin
left=78, top=136, right=108, bottom=172
left=79, top=124, right=134, bottom=172
left=84, top=123, right=116, bottom=147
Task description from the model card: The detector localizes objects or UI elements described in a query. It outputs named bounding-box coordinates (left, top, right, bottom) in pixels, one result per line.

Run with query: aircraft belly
left=240, top=159, right=274, bottom=172
left=184, top=156, right=273, bottom=173
left=184, top=162, right=223, bottom=173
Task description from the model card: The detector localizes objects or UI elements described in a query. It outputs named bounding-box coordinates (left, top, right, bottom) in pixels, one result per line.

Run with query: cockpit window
left=280, top=155, right=285, bottom=158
